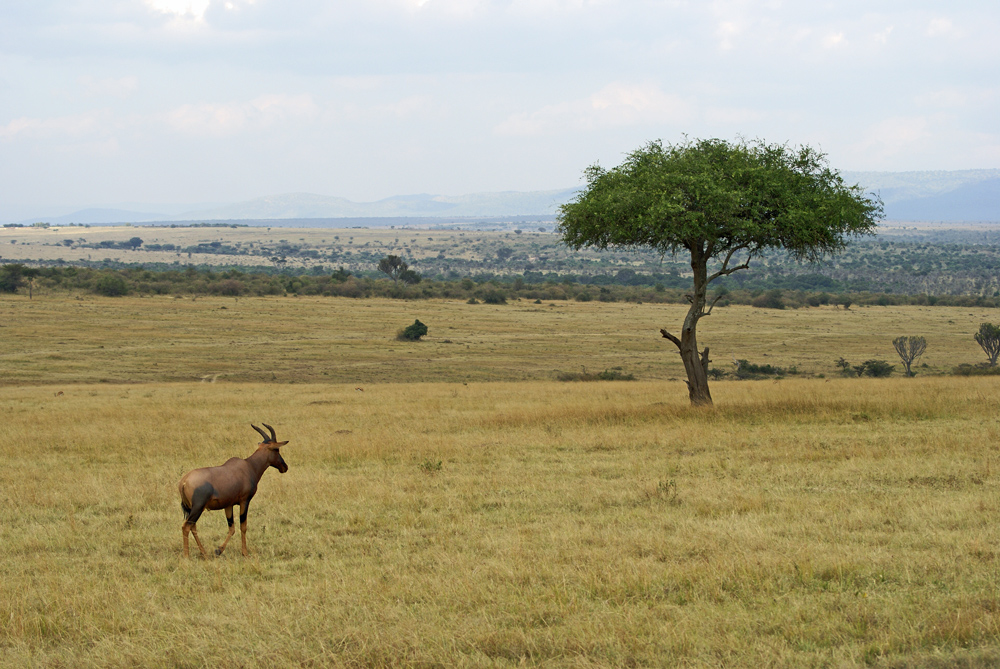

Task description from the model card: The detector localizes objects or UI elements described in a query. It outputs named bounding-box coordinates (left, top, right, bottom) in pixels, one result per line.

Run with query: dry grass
left=3, top=294, right=1000, bottom=665
left=2, top=378, right=1000, bottom=666
left=1, top=294, right=996, bottom=386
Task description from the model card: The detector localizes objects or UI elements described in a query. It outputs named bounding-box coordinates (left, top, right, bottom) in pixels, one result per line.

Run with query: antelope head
left=252, top=423, right=289, bottom=473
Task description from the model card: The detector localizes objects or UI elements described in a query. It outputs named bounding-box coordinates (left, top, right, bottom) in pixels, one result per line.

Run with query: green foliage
left=479, top=288, right=507, bottom=305
left=836, top=357, right=894, bottom=377
left=733, top=359, right=790, bottom=379
left=751, top=289, right=785, bottom=310
left=92, top=274, right=129, bottom=297
left=973, top=322, right=1000, bottom=366
left=558, top=137, right=882, bottom=261
left=854, top=359, right=895, bottom=378
left=418, top=458, right=442, bottom=474
left=0, top=263, right=27, bottom=293
left=378, top=255, right=408, bottom=284
left=557, top=137, right=881, bottom=405
left=952, top=364, right=1000, bottom=376
left=556, top=367, right=636, bottom=381
left=399, top=269, right=421, bottom=285
left=397, top=319, right=428, bottom=341
left=11, top=263, right=1000, bottom=309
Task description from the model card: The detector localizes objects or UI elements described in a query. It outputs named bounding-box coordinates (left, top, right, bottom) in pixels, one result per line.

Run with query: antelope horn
left=262, top=423, right=277, bottom=443
left=251, top=424, right=272, bottom=443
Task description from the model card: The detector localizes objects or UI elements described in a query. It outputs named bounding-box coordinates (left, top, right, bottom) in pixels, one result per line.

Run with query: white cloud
left=0, top=112, right=104, bottom=141
left=79, top=75, right=139, bottom=99
left=163, top=94, right=319, bottom=136
left=495, top=83, right=694, bottom=136
left=376, top=95, right=439, bottom=119
left=873, top=25, right=893, bottom=45
left=144, top=0, right=211, bottom=22
left=926, top=17, right=957, bottom=37
left=822, top=31, right=845, bottom=48
left=849, top=115, right=934, bottom=165
left=716, top=20, right=742, bottom=50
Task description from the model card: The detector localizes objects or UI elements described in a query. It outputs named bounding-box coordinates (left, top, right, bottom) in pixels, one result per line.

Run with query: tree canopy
left=559, top=137, right=883, bottom=405
left=560, top=138, right=882, bottom=264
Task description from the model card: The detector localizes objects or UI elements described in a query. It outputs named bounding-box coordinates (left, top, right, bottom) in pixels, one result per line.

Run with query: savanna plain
left=3, top=292, right=1000, bottom=667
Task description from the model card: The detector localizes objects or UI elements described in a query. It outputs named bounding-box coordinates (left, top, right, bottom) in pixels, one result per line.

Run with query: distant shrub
left=952, top=364, right=1000, bottom=376
left=854, top=359, right=894, bottom=377
left=93, top=274, right=129, bottom=297
left=480, top=288, right=506, bottom=305
left=733, top=359, right=787, bottom=379
left=397, top=319, right=428, bottom=341
left=211, top=279, right=244, bottom=296
left=806, top=293, right=828, bottom=307
left=0, top=264, right=26, bottom=293
left=556, top=368, right=635, bottom=382
left=751, top=289, right=784, bottom=309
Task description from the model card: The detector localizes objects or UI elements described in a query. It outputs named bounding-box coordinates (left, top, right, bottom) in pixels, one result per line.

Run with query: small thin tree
left=378, top=255, right=408, bottom=285
left=974, top=323, right=1000, bottom=367
left=892, top=336, right=926, bottom=377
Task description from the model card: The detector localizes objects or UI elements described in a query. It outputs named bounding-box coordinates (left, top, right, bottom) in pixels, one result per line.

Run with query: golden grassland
left=2, top=378, right=1000, bottom=667
left=2, top=294, right=998, bottom=385
left=4, top=295, right=1000, bottom=665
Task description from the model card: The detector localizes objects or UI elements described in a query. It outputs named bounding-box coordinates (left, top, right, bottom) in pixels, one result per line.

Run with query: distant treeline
left=3, top=263, right=999, bottom=309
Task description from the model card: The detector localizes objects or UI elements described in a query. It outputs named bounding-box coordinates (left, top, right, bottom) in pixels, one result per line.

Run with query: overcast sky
left=1, top=0, right=997, bottom=212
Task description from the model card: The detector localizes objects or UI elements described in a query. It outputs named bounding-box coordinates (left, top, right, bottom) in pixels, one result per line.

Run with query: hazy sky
left=1, top=0, right=997, bottom=211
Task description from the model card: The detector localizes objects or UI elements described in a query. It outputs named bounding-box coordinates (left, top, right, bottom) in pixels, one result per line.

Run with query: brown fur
left=178, top=425, right=288, bottom=558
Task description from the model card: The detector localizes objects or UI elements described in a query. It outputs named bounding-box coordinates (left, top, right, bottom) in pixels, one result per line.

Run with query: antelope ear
left=270, top=440, right=289, bottom=448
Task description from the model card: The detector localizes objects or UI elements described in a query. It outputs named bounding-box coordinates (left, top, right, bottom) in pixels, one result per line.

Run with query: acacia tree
left=559, top=138, right=882, bottom=406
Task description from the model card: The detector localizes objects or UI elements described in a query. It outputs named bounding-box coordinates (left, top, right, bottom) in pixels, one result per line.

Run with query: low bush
left=952, top=364, right=1000, bottom=376
left=733, top=359, right=791, bottom=379
left=92, top=274, right=129, bottom=297
left=397, top=319, right=428, bottom=341
left=751, top=289, right=785, bottom=310
left=855, top=359, right=894, bottom=377
left=556, top=368, right=636, bottom=382
left=479, top=288, right=506, bottom=305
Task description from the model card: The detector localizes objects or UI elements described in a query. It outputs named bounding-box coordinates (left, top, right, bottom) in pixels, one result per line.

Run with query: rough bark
left=660, top=244, right=716, bottom=406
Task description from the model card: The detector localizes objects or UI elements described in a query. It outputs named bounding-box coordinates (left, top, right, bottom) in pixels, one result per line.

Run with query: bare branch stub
left=660, top=328, right=682, bottom=350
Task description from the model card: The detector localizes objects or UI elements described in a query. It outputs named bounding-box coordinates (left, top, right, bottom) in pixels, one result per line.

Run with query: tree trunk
left=661, top=245, right=713, bottom=406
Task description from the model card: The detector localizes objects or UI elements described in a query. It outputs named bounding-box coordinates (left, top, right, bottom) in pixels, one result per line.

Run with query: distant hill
left=177, top=189, right=579, bottom=221
left=39, top=208, right=170, bottom=225
left=10, top=170, right=1000, bottom=225
left=842, top=169, right=1000, bottom=221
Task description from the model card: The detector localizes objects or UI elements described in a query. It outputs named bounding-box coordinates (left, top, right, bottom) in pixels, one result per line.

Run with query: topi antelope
left=178, top=424, right=288, bottom=558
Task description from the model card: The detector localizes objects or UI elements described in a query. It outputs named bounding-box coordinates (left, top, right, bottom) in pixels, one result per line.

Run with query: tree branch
left=703, top=293, right=725, bottom=317
left=660, top=328, right=682, bottom=350
left=707, top=245, right=751, bottom=284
